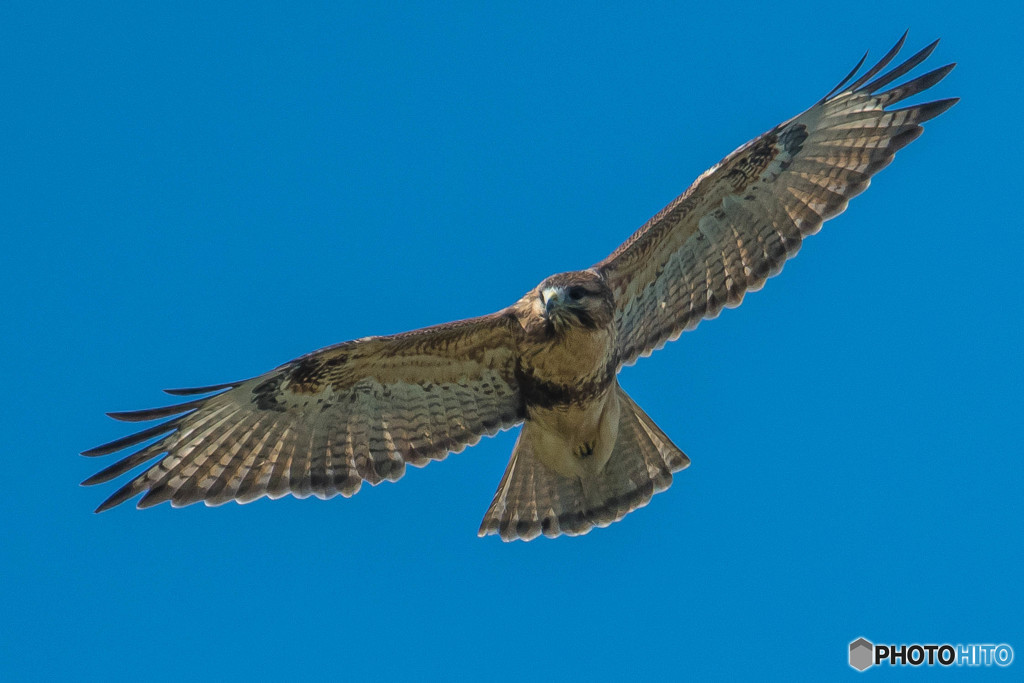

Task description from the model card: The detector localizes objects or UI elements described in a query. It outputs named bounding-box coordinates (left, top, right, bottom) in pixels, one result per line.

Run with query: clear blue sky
left=2, top=2, right=1020, bottom=679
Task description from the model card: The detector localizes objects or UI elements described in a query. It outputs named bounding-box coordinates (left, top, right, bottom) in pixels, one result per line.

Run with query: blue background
left=2, top=2, right=1020, bottom=679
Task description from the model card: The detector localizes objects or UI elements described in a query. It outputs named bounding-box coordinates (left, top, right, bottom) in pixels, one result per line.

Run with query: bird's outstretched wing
left=595, top=34, right=957, bottom=367
left=83, top=313, right=523, bottom=511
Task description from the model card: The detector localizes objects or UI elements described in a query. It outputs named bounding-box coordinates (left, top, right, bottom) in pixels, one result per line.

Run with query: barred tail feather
left=478, top=387, right=689, bottom=541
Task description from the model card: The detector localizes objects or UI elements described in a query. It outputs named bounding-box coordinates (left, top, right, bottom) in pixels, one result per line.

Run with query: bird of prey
left=84, top=34, right=956, bottom=541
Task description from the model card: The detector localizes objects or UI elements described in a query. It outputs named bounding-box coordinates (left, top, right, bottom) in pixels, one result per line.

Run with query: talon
left=575, top=442, right=595, bottom=459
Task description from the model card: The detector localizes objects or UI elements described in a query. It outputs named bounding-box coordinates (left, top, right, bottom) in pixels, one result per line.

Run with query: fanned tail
left=478, top=387, right=689, bottom=541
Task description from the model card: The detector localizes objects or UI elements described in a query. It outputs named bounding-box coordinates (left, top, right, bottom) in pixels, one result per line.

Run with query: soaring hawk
left=84, top=35, right=956, bottom=541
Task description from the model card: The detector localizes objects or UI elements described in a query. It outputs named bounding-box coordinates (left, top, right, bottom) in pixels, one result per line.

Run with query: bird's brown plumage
left=84, top=34, right=956, bottom=540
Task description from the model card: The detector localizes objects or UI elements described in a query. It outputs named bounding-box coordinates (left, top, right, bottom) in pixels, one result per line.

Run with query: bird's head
left=531, top=270, right=615, bottom=335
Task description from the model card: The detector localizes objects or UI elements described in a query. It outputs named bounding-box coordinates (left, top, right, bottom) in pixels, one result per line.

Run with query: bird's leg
left=574, top=441, right=595, bottom=459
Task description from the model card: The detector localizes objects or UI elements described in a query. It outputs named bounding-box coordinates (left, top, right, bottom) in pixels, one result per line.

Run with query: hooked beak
left=541, top=286, right=563, bottom=316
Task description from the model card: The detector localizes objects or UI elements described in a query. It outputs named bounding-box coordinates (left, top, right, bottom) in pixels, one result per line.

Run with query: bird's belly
left=527, top=388, right=620, bottom=479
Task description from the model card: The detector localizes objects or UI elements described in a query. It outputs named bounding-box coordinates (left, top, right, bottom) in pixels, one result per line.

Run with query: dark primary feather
left=163, top=381, right=243, bottom=396
left=863, top=39, right=939, bottom=92
left=845, top=32, right=913, bottom=92
left=81, top=417, right=186, bottom=457
left=596, top=35, right=957, bottom=366
left=106, top=396, right=211, bottom=423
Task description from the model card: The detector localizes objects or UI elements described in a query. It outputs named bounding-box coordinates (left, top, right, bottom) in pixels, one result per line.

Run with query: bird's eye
left=568, top=286, right=587, bottom=301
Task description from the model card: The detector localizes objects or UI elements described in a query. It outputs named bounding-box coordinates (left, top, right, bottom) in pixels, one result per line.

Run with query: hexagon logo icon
left=850, top=638, right=874, bottom=671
